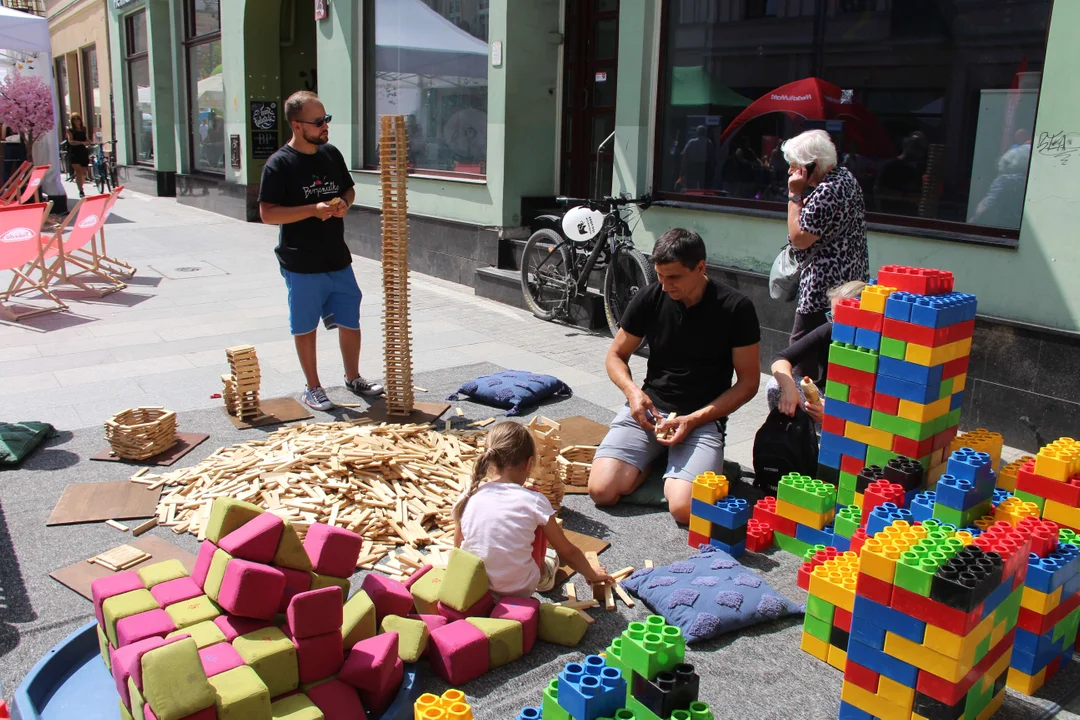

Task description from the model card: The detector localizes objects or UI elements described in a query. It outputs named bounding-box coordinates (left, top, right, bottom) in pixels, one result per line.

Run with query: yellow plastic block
left=877, top=676, right=914, bottom=710
left=954, top=531, right=976, bottom=546
left=896, top=396, right=951, bottom=424
left=775, top=498, right=834, bottom=530
left=1021, top=585, right=1063, bottom=615
left=844, top=421, right=895, bottom=451
left=800, top=630, right=829, bottom=661
left=950, top=372, right=967, bottom=394
left=922, top=614, right=993, bottom=661
left=1035, top=438, right=1080, bottom=481
left=852, top=492, right=864, bottom=510
left=976, top=689, right=1005, bottom=720
left=840, top=681, right=910, bottom=720
left=1044, top=499, right=1080, bottom=530
left=688, top=514, right=711, bottom=537
left=884, top=632, right=968, bottom=684
left=989, top=620, right=1007, bottom=649
left=1007, top=667, right=1045, bottom=695
left=826, top=644, right=847, bottom=671
left=927, top=463, right=947, bottom=488
left=986, top=640, right=1012, bottom=685
left=858, top=538, right=902, bottom=584
left=997, top=455, right=1034, bottom=492
left=809, top=555, right=859, bottom=612
left=993, top=497, right=1041, bottom=526
left=905, top=339, right=959, bottom=368
left=859, top=285, right=895, bottom=314
left=691, top=472, right=728, bottom=504
left=414, top=688, right=474, bottom=720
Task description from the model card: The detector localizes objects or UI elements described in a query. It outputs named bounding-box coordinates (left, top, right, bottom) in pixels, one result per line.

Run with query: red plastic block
left=834, top=607, right=853, bottom=633
left=198, top=642, right=244, bottom=677
left=877, top=266, right=954, bottom=296
left=844, top=660, right=880, bottom=693
left=1018, top=590, right=1080, bottom=636
left=688, top=529, right=710, bottom=549
left=797, top=562, right=813, bottom=591
left=861, top=481, right=904, bottom=521
left=489, top=596, right=539, bottom=654
left=932, top=426, right=959, bottom=452
left=1046, top=654, right=1062, bottom=681
left=745, top=518, right=774, bottom=552
left=873, top=393, right=900, bottom=416
left=882, top=318, right=974, bottom=348
left=287, top=587, right=345, bottom=639
left=917, top=630, right=1014, bottom=707
left=941, top=355, right=970, bottom=380
left=855, top=572, right=893, bottom=606
left=823, top=414, right=847, bottom=436
left=893, top=433, right=933, bottom=460
left=891, top=586, right=980, bottom=636
left=753, top=497, right=798, bottom=537
left=304, top=523, right=363, bottom=578
left=834, top=298, right=884, bottom=331
left=850, top=528, right=868, bottom=555
left=848, top=386, right=874, bottom=408
left=841, top=455, right=864, bottom=477
left=307, top=678, right=369, bottom=720
left=218, top=512, right=284, bottom=564
left=1016, top=517, right=1059, bottom=558
left=1017, top=460, right=1080, bottom=507
left=828, top=363, right=876, bottom=390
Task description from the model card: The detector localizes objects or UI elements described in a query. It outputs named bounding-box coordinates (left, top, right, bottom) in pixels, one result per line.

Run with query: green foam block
left=270, top=693, right=323, bottom=719
left=208, top=664, right=272, bottom=719
left=342, top=590, right=376, bottom=650
left=167, top=618, right=226, bottom=648
left=466, top=617, right=523, bottom=668
left=409, top=566, right=445, bottom=615
left=203, top=548, right=233, bottom=603
left=128, top=678, right=145, bottom=719
left=537, top=603, right=587, bottom=647
left=97, top=625, right=111, bottom=670
left=273, top=518, right=314, bottom=572
left=381, top=614, right=430, bottom=663
left=166, top=595, right=221, bottom=629
left=137, top=559, right=189, bottom=589
left=140, top=636, right=215, bottom=720
left=233, top=626, right=299, bottom=699
left=119, top=698, right=133, bottom=720
left=437, top=548, right=490, bottom=612
left=205, top=498, right=265, bottom=545
left=103, top=589, right=160, bottom=647
left=310, top=572, right=349, bottom=597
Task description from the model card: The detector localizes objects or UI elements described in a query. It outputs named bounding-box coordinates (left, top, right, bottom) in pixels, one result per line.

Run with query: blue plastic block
left=879, top=356, right=944, bottom=386
left=949, top=391, right=964, bottom=411
left=690, top=498, right=749, bottom=530
left=945, top=449, right=994, bottom=485
left=818, top=446, right=841, bottom=470
left=1026, top=549, right=1080, bottom=594
left=832, top=534, right=852, bottom=553
left=1014, top=626, right=1059, bottom=658
left=910, top=492, right=936, bottom=523
left=992, top=488, right=1013, bottom=507
left=795, top=523, right=835, bottom=547
left=874, top=374, right=939, bottom=405
left=934, top=475, right=985, bottom=511
left=708, top=538, right=746, bottom=558
left=1061, top=566, right=1080, bottom=598
left=823, top=397, right=873, bottom=426
left=516, top=709, right=542, bottom=720
left=838, top=700, right=875, bottom=720
left=1010, top=642, right=1062, bottom=676
left=884, top=292, right=915, bottom=322
left=832, top=322, right=857, bottom=345
left=903, top=488, right=920, bottom=508
left=846, top=637, right=919, bottom=687
left=820, top=431, right=868, bottom=462
left=979, top=579, right=1015, bottom=620
left=854, top=328, right=881, bottom=352
left=908, top=293, right=978, bottom=328
left=849, top=618, right=886, bottom=650
left=556, top=656, right=627, bottom=720
left=864, top=504, right=914, bottom=537
left=852, top=596, right=927, bottom=644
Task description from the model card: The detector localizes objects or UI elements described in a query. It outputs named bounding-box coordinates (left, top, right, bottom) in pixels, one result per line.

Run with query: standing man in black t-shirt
left=588, top=229, right=761, bottom=524
left=258, top=91, right=383, bottom=411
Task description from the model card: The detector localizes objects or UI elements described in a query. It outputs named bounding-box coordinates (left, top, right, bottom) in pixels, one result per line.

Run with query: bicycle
left=90, top=141, right=118, bottom=194
left=520, top=193, right=655, bottom=340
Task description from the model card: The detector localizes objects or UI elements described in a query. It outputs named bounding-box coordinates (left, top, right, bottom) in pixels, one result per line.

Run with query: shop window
left=124, top=10, right=153, bottom=165
left=654, top=0, right=1051, bottom=238
left=185, top=0, right=223, bottom=173
left=81, top=45, right=101, bottom=140
left=363, top=0, right=489, bottom=178
left=55, top=57, right=69, bottom=129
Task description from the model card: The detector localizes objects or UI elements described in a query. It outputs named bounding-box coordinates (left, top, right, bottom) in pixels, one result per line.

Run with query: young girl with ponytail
left=453, top=422, right=614, bottom=596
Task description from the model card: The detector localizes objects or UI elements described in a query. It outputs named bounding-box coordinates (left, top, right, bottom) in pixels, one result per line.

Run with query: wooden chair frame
left=0, top=201, right=68, bottom=322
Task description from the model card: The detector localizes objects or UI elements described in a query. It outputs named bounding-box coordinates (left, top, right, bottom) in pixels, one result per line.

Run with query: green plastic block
left=627, top=694, right=664, bottom=720
left=128, top=677, right=145, bottom=720
left=880, top=337, right=907, bottom=360
left=204, top=548, right=233, bottom=603
left=937, top=377, right=953, bottom=400
left=893, top=552, right=937, bottom=597
left=932, top=500, right=992, bottom=529
left=342, top=590, right=376, bottom=650
left=1014, top=490, right=1046, bottom=512
left=774, top=532, right=813, bottom=558
left=466, top=617, right=523, bottom=668
left=437, top=548, right=490, bottom=612
left=270, top=694, right=323, bottom=720
left=273, top=519, right=314, bottom=572
left=103, top=589, right=160, bottom=647
left=627, top=694, right=714, bottom=720
left=538, top=603, right=588, bottom=646
left=233, top=626, right=300, bottom=699
left=992, top=586, right=1024, bottom=628
left=97, top=625, right=111, bottom=670
left=1060, top=528, right=1078, bottom=546
left=834, top=506, right=861, bottom=539
left=137, top=559, right=189, bottom=589
left=541, top=679, right=572, bottom=720
left=619, top=616, right=685, bottom=681
left=140, top=636, right=215, bottom=720
left=838, top=472, right=859, bottom=493
left=864, top=445, right=901, bottom=469
left=310, top=572, right=349, bottom=597
left=381, top=614, right=430, bottom=663
left=828, top=342, right=879, bottom=374
left=803, top=613, right=833, bottom=643
left=871, top=410, right=936, bottom=442
left=777, top=473, right=837, bottom=514
left=207, top=664, right=271, bottom=719
left=945, top=407, right=962, bottom=428
left=166, top=594, right=221, bottom=630
left=409, top=566, right=445, bottom=615
left=205, top=497, right=265, bottom=545
left=837, top=487, right=855, bottom=508
left=825, top=380, right=850, bottom=402
left=804, top=545, right=828, bottom=562
left=604, top=638, right=633, bottom=700
left=805, top=595, right=835, bottom=625
left=167, top=619, right=226, bottom=649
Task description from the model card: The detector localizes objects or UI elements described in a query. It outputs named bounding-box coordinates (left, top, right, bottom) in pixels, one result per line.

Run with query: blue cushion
left=447, top=370, right=572, bottom=417
left=621, top=545, right=803, bottom=643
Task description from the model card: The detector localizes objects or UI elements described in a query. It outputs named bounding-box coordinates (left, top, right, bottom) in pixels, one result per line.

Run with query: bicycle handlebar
left=555, top=194, right=652, bottom=211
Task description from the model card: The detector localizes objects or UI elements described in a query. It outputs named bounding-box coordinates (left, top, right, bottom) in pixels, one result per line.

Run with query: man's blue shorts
left=280, top=267, right=362, bottom=335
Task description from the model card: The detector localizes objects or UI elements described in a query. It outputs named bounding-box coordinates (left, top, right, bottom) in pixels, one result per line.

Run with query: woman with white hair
left=783, top=129, right=870, bottom=367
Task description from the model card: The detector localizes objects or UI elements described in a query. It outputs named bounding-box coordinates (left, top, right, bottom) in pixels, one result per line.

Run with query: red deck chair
left=0, top=201, right=66, bottom=321
left=0, top=161, right=31, bottom=204
left=74, top=185, right=135, bottom=279
left=39, top=192, right=126, bottom=296
left=6, top=165, right=50, bottom=206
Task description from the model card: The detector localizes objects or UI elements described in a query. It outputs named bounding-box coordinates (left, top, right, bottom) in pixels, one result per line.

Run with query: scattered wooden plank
left=132, top=518, right=158, bottom=537
left=614, top=583, right=635, bottom=608
left=469, top=418, right=495, bottom=428
left=106, top=519, right=130, bottom=532
left=645, top=559, right=654, bottom=569
left=565, top=583, right=577, bottom=602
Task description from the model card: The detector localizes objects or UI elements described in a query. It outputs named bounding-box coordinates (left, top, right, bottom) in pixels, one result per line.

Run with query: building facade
left=46, top=0, right=112, bottom=148
left=105, top=0, right=1079, bottom=450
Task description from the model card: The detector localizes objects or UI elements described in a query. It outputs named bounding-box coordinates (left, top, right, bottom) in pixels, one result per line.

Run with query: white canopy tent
left=0, top=5, right=64, bottom=200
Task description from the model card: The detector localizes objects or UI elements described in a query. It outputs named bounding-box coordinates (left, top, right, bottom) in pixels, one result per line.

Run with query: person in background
left=66, top=113, right=91, bottom=198
left=968, top=144, right=1032, bottom=228
left=680, top=125, right=715, bottom=190
left=767, top=280, right=867, bottom=423
left=784, top=129, right=870, bottom=378
left=874, top=130, right=928, bottom=216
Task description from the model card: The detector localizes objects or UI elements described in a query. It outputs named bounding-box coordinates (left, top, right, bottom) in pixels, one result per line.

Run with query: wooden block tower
left=379, top=115, right=414, bottom=416
left=223, top=344, right=261, bottom=420
left=525, top=416, right=564, bottom=512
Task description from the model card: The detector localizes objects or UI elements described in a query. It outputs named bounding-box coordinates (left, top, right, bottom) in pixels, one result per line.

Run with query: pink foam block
left=277, top=565, right=313, bottom=613
left=198, top=642, right=245, bottom=677
left=307, top=678, right=368, bottom=720
left=115, top=609, right=177, bottom=648
left=428, top=620, right=490, bottom=685
left=144, top=706, right=216, bottom=720
left=490, top=595, right=540, bottom=653
left=92, top=571, right=145, bottom=628
left=286, top=586, right=344, bottom=639
left=191, top=541, right=219, bottom=590
left=150, top=577, right=203, bottom=607
left=359, top=574, right=414, bottom=622
left=217, top=558, right=286, bottom=620
left=408, top=614, right=448, bottom=657
left=111, top=635, right=186, bottom=708
left=286, top=628, right=345, bottom=684
left=358, top=658, right=403, bottom=717
left=339, top=632, right=400, bottom=691
left=212, top=615, right=272, bottom=642
left=404, top=564, right=433, bottom=589
left=218, top=512, right=284, bottom=564
left=436, top=591, right=495, bottom=622
left=304, top=523, right=363, bottom=578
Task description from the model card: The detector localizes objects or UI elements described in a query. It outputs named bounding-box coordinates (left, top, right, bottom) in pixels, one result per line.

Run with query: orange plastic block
left=1034, top=438, right=1080, bottom=482
left=808, top=553, right=859, bottom=612
left=997, top=455, right=1034, bottom=492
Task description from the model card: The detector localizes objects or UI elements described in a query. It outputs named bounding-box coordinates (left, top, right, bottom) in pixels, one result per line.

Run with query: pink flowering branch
left=0, top=71, right=55, bottom=154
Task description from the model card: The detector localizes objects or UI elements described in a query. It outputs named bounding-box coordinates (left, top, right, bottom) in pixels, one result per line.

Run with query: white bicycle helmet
left=561, top=205, right=605, bottom=243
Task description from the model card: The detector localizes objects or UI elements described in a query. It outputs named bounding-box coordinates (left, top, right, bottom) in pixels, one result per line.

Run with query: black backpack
left=752, top=407, right=819, bottom=496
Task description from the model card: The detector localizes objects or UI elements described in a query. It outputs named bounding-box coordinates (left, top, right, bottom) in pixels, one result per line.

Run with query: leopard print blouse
left=790, top=166, right=870, bottom=314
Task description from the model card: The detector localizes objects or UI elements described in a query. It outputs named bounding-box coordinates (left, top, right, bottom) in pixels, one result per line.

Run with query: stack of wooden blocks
left=526, top=416, right=564, bottom=512
left=223, top=344, right=261, bottom=420
left=379, top=115, right=414, bottom=417
left=105, top=407, right=177, bottom=460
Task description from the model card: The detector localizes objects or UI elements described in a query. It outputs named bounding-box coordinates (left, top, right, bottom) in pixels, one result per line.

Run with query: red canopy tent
left=719, top=77, right=896, bottom=158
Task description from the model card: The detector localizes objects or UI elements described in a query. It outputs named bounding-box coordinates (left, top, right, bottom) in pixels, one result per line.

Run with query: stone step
left=473, top=266, right=608, bottom=331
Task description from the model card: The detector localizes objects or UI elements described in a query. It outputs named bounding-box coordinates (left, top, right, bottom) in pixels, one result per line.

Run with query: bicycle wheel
left=603, top=243, right=655, bottom=338
left=520, top=228, right=574, bottom=321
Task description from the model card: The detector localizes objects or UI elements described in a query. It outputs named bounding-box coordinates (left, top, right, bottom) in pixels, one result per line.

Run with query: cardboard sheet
left=360, top=399, right=451, bottom=425
left=555, top=529, right=610, bottom=586
left=223, top=396, right=313, bottom=429
left=556, top=415, right=609, bottom=449
left=46, top=480, right=161, bottom=526
left=50, top=535, right=198, bottom=600
left=90, top=432, right=210, bottom=466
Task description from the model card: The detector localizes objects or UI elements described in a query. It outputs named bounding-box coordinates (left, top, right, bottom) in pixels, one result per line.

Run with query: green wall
left=612, top=2, right=1080, bottom=333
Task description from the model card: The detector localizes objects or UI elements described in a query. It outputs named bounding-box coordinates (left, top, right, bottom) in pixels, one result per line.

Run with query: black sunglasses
left=298, top=114, right=332, bottom=128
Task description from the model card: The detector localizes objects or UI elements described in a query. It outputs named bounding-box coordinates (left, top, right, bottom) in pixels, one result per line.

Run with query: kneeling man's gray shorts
left=594, top=405, right=726, bottom=482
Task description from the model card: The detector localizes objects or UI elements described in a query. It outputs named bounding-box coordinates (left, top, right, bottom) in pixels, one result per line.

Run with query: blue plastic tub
left=14, top=620, right=421, bottom=719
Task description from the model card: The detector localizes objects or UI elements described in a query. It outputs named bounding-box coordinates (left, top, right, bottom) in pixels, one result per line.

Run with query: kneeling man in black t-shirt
left=588, top=229, right=761, bottom=524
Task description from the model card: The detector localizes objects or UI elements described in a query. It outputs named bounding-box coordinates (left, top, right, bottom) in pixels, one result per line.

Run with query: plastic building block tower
left=800, top=548, right=858, bottom=672
left=1012, top=438, right=1080, bottom=532
left=687, top=473, right=751, bottom=557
